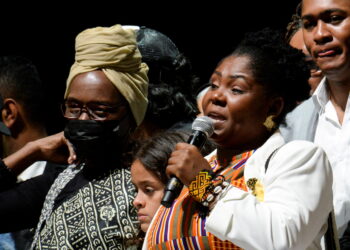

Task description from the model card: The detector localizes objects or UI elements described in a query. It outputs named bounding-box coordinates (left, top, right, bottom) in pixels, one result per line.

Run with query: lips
left=207, top=112, right=226, bottom=130
left=207, top=112, right=226, bottom=122
left=137, top=213, right=148, bottom=222
left=315, top=47, right=341, bottom=58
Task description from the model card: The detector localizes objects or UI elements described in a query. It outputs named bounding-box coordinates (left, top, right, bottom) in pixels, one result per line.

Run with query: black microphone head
left=192, top=116, right=214, bottom=138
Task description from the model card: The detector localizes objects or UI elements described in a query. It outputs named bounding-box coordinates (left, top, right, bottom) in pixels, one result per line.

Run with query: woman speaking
left=144, top=28, right=333, bottom=250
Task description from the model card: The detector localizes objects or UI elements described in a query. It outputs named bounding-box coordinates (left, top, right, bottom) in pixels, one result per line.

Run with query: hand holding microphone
left=161, top=116, right=214, bottom=208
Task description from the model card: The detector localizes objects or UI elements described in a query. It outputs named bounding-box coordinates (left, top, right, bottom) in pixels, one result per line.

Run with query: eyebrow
left=65, top=97, right=80, bottom=103
left=302, top=8, right=347, bottom=20
left=213, top=71, right=222, bottom=77
left=213, top=71, right=247, bottom=80
left=229, top=74, right=247, bottom=80
left=65, top=98, right=122, bottom=107
left=136, top=179, right=161, bottom=186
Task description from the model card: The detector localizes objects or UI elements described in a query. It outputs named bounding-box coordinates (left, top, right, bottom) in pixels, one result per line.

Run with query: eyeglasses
left=61, top=100, right=126, bottom=121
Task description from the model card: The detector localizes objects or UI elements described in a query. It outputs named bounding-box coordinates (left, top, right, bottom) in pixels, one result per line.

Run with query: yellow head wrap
left=65, top=24, right=148, bottom=126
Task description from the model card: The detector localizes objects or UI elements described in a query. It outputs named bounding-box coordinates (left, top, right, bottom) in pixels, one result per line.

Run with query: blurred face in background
left=289, top=28, right=323, bottom=94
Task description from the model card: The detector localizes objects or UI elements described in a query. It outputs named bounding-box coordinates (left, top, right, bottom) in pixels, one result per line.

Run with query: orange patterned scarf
left=146, top=150, right=254, bottom=249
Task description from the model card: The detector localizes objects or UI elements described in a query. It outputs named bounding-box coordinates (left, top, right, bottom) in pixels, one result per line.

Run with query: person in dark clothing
left=0, top=56, right=66, bottom=250
left=0, top=24, right=148, bottom=249
left=340, top=221, right=350, bottom=249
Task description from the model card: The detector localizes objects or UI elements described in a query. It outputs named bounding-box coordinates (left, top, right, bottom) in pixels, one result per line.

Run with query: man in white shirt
left=281, top=0, right=350, bottom=238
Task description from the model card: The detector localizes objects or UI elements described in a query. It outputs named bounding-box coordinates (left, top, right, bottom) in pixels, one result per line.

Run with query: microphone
left=161, top=116, right=214, bottom=208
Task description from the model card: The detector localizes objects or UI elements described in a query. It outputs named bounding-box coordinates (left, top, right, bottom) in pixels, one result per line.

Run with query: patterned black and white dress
left=31, top=163, right=139, bottom=250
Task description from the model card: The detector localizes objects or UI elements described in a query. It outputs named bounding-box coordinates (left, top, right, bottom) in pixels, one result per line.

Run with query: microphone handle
left=161, top=130, right=207, bottom=208
left=161, top=177, right=183, bottom=208
left=187, top=130, right=207, bottom=149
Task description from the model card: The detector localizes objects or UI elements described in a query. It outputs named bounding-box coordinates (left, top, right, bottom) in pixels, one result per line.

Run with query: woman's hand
left=166, top=142, right=211, bottom=186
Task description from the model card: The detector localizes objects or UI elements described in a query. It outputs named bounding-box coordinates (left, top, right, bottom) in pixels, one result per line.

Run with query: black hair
left=146, top=83, right=197, bottom=129
left=136, top=27, right=199, bottom=129
left=0, top=56, right=46, bottom=126
left=229, top=27, right=310, bottom=126
left=285, top=2, right=302, bottom=43
left=132, top=130, right=214, bottom=184
left=144, top=53, right=199, bottom=128
left=132, top=130, right=189, bottom=184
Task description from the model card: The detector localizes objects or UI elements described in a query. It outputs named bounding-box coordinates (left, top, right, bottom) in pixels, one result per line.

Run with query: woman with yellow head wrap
left=25, top=24, right=149, bottom=249
left=66, top=24, right=148, bottom=126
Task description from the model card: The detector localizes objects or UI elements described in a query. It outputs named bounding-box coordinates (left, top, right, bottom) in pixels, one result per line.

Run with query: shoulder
left=268, top=140, right=331, bottom=178
left=282, top=98, right=316, bottom=127
left=246, top=132, right=331, bottom=182
left=286, top=98, right=316, bottom=120
left=280, top=98, right=318, bottom=142
left=279, top=139, right=325, bottom=158
left=44, top=162, right=67, bottom=174
left=281, top=139, right=319, bottom=152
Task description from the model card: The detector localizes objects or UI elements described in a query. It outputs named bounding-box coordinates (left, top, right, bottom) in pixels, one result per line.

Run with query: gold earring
left=263, top=115, right=276, bottom=131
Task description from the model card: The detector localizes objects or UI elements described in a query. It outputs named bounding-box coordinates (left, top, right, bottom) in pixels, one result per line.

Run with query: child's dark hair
left=132, top=131, right=189, bottom=184
left=132, top=130, right=214, bottom=184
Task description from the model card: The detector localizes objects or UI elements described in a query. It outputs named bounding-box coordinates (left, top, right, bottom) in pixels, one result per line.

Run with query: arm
left=3, top=132, right=76, bottom=176
left=206, top=141, right=333, bottom=250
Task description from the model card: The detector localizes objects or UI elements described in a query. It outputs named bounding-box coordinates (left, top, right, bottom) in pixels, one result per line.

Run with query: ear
left=267, top=96, right=284, bottom=117
left=2, top=98, right=19, bottom=129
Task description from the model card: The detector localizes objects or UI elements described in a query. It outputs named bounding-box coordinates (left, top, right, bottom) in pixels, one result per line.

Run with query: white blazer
left=206, top=131, right=333, bottom=250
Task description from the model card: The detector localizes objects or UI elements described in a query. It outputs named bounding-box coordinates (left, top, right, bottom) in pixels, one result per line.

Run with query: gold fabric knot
left=189, top=170, right=212, bottom=202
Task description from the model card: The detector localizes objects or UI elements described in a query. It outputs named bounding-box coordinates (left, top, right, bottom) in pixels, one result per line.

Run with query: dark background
left=0, top=1, right=301, bottom=133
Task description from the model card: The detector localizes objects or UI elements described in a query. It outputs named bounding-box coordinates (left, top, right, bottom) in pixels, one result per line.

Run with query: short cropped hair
left=0, top=56, right=46, bottom=126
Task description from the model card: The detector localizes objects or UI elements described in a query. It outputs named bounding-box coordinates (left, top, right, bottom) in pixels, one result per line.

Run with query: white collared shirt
left=17, top=161, right=46, bottom=182
left=313, top=78, right=350, bottom=236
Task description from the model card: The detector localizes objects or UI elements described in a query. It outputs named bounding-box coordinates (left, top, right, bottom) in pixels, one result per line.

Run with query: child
left=131, top=131, right=189, bottom=232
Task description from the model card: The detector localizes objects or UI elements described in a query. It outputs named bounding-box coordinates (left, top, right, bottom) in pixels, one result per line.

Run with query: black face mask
left=64, top=116, right=132, bottom=162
